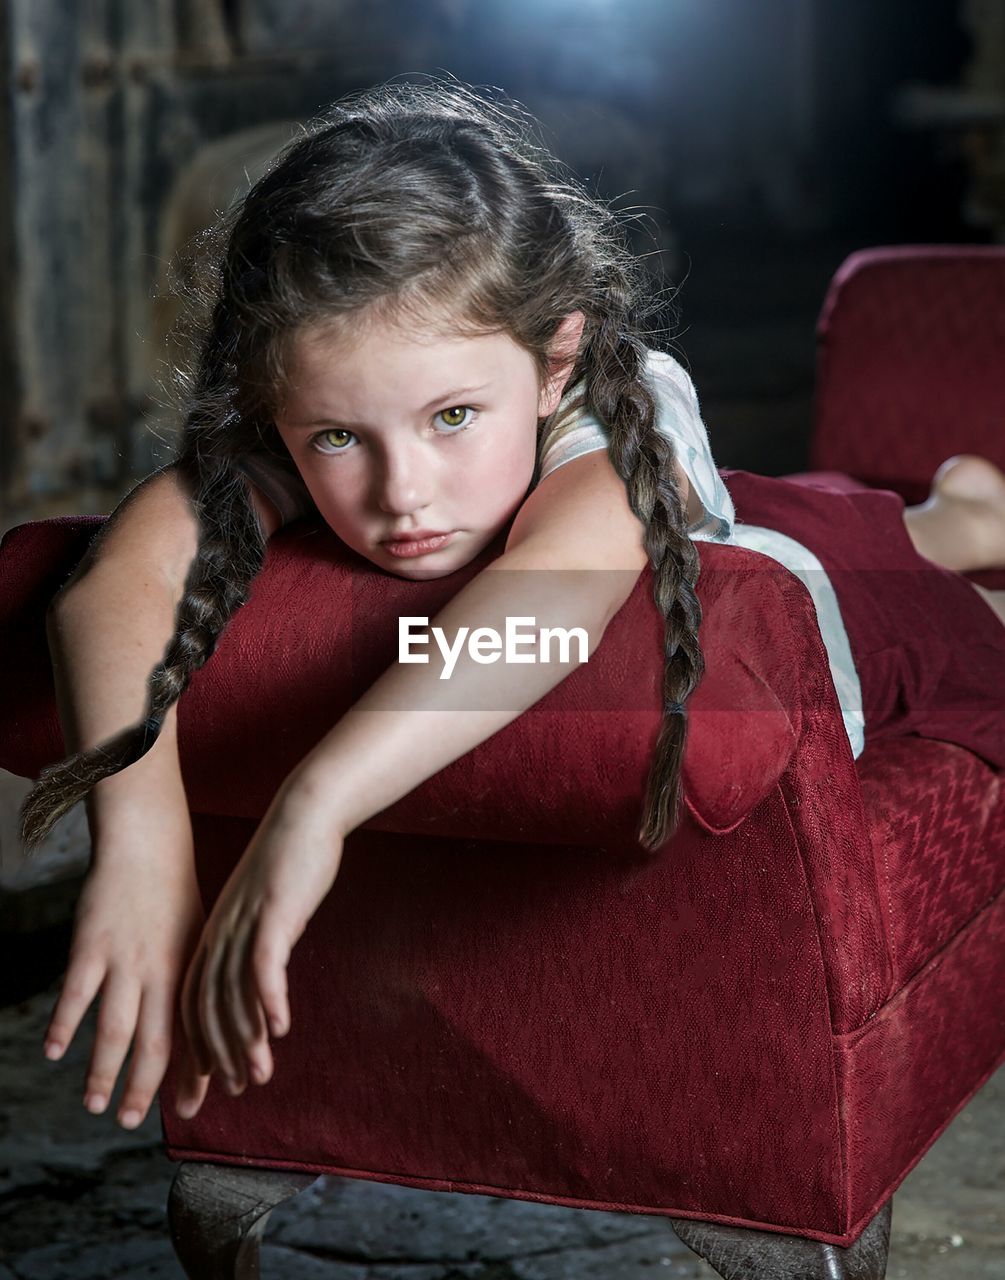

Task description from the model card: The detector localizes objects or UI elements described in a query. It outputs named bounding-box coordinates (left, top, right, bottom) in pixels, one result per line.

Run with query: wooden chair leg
left=668, top=1198, right=892, bottom=1280
left=168, top=1159, right=321, bottom=1279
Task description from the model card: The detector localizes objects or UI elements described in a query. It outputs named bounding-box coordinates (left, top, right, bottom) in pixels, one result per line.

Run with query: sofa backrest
left=812, top=246, right=1005, bottom=505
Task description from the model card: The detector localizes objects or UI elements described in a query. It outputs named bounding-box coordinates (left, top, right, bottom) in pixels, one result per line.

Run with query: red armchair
left=2, top=247, right=1003, bottom=1280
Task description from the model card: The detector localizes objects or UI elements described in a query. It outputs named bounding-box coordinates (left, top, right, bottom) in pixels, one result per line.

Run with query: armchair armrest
left=1, top=516, right=851, bottom=842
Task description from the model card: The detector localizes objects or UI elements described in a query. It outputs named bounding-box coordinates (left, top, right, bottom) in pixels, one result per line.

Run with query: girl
left=21, top=77, right=1005, bottom=1134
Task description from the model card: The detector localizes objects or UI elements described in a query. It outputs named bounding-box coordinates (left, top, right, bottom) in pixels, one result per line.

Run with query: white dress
left=539, top=350, right=866, bottom=759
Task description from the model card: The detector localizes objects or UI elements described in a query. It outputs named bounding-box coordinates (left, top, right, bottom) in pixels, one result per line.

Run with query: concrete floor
left=2, top=229, right=1003, bottom=1275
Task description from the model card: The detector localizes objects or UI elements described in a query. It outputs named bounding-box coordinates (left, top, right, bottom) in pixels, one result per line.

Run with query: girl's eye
left=311, top=427, right=354, bottom=455
left=434, top=405, right=476, bottom=431
left=309, top=406, right=478, bottom=456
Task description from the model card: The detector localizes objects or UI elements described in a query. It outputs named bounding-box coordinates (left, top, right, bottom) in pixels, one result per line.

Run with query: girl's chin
left=385, top=562, right=462, bottom=580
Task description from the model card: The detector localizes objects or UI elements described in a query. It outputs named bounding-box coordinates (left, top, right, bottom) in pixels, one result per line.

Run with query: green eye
left=437, top=406, right=470, bottom=428
left=322, top=428, right=352, bottom=450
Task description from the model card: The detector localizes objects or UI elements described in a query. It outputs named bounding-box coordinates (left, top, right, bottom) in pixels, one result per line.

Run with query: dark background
left=1, top=0, right=998, bottom=522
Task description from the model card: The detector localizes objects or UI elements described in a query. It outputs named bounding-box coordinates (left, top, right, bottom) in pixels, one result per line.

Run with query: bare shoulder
left=53, top=463, right=282, bottom=604
left=501, top=448, right=652, bottom=572
left=502, top=447, right=697, bottom=569
left=52, top=465, right=201, bottom=603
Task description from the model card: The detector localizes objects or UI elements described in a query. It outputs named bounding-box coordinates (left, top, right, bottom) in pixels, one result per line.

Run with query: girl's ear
left=538, top=310, right=586, bottom=417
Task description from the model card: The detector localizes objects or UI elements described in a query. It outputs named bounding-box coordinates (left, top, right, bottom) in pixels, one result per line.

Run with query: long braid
left=18, top=307, right=268, bottom=852
left=588, top=303, right=704, bottom=850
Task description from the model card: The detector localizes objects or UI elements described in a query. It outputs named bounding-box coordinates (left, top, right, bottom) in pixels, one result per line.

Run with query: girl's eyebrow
left=288, top=384, right=493, bottom=430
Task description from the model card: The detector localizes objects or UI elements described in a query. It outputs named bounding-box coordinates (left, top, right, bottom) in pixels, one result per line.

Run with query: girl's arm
left=42, top=464, right=279, bottom=1130
left=47, top=468, right=199, bottom=832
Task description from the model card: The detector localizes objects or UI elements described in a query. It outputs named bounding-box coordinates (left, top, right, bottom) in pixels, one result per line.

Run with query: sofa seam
left=773, top=779, right=849, bottom=1237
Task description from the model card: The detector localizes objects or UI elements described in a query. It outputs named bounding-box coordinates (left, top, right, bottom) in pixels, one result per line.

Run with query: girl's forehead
left=290, top=313, right=515, bottom=372
left=278, top=318, right=531, bottom=414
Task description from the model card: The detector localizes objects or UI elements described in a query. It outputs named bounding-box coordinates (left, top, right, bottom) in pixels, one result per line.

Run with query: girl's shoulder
left=537, top=346, right=735, bottom=541
left=538, top=346, right=699, bottom=476
left=643, top=349, right=735, bottom=541
left=646, top=346, right=696, bottom=387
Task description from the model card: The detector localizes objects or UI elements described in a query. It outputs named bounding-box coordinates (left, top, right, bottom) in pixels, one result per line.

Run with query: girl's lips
left=382, top=531, right=456, bottom=558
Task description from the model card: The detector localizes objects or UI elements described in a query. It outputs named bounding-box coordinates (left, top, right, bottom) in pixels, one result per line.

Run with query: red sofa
left=2, top=247, right=1003, bottom=1280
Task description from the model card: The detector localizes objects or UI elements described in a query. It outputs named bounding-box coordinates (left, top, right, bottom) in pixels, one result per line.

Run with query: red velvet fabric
left=813, top=246, right=1005, bottom=506
left=157, top=800, right=1004, bottom=1248
left=161, top=807, right=852, bottom=1239
left=856, top=737, right=1004, bottom=992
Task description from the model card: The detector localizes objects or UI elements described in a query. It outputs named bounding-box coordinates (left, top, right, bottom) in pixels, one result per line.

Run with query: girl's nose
left=375, top=449, right=433, bottom=515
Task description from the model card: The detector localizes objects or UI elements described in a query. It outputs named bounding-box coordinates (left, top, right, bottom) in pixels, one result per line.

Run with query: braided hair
left=20, top=74, right=703, bottom=853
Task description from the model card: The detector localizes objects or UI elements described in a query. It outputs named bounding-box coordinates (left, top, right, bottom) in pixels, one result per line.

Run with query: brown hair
left=21, top=75, right=702, bottom=853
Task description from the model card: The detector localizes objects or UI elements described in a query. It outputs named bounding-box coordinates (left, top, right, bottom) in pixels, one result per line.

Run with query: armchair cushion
left=856, top=735, right=1004, bottom=990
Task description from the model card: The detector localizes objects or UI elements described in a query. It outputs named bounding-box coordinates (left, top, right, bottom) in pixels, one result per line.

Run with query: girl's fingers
left=115, top=986, right=176, bottom=1129
left=214, top=952, right=260, bottom=1091
left=228, top=929, right=274, bottom=1084
left=180, top=945, right=213, bottom=1077
left=85, top=971, right=142, bottom=1116
left=252, top=913, right=292, bottom=1039
left=43, top=953, right=105, bottom=1061
left=198, top=931, right=245, bottom=1089
left=174, top=1040, right=212, bottom=1120
left=249, top=999, right=274, bottom=1083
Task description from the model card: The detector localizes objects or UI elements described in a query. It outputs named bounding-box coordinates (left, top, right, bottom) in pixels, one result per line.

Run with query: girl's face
left=274, top=307, right=583, bottom=579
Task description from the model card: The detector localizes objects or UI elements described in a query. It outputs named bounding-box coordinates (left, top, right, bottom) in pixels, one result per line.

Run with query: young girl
left=20, top=77, right=1005, bottom=1135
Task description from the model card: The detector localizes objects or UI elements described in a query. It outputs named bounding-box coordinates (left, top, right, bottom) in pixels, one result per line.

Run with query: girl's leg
left=901, top=455, right=1005, bottom=629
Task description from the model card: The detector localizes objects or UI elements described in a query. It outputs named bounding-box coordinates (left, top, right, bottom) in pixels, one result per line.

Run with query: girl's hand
left=177, top=781, right=345, bottom=1110
left=42, top=802, right=211, bottom=1130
